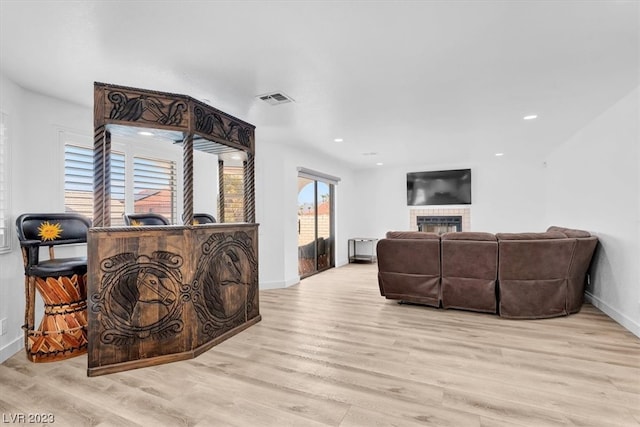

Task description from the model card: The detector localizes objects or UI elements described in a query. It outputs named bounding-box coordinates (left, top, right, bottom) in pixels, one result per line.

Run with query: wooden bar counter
left=87, top=223, right=259, bottom=376
left=90, top=82, right=259, bottom=375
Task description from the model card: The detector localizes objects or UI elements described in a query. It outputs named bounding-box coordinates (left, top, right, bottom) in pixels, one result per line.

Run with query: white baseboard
left=0, top=335, right=23, bottom=364
left=259, top=276, right=300, bottom=290
left=585, top=291, right=640, bottom=338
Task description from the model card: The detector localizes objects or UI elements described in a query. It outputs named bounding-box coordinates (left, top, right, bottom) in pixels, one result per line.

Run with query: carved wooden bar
left=90, top=83, right=259, bottom=375
left=87, top=224, right=259, bottom=376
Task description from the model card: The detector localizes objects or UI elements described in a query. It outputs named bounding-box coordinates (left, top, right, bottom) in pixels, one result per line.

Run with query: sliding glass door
left=297, top=177, right=334, bottom=278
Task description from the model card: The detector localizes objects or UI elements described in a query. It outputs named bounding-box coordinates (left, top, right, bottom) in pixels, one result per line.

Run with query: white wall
left=255, top=137, right=358, bottom=289
left=193, top=150, right=218, bottom=217
left=545, top=87, right=640, bottom=337
left=352, top=157, right=547, bottom=239
left=255, top=140, right=287, bottom=288
left=0, top=73, right=26, bottom=362
left=0, top=78, right=99, bottom=362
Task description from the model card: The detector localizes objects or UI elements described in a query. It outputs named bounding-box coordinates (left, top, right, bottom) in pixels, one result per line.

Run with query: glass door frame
left=297, top=177, right=335, bottom=279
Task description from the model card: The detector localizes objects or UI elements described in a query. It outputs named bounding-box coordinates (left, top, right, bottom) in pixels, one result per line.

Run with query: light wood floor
left=1, top=263, right=639, bottom=426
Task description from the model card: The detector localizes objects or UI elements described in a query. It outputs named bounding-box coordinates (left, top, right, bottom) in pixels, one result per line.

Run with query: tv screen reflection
left=407, top=169, right=471, bottom=206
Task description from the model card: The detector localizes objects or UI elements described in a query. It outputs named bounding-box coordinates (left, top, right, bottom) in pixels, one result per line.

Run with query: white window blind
left=64, top=145, right=125, bottom=224
left=64, top=144, right=93, bottom=219
left=110, top=152, right=126, bottom=226
left=0, top=112, right=9, bottom=253
left=133, top=156, right=176, bottom=223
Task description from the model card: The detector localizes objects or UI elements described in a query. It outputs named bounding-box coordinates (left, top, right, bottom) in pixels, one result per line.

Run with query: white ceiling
left=1, top=1, right=638, bottom=168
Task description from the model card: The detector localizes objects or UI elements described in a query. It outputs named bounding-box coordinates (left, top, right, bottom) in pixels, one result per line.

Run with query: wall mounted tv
left=407, top=169, right=471, bottom=206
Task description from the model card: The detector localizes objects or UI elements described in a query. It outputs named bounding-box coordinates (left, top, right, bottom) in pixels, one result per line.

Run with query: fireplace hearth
left=417, top=216, right=462, bottom=234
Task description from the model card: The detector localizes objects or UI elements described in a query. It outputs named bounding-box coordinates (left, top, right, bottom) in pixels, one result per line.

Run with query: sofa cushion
left=378, top=272, right=440, bottom=307
left=441, top=235, right=498, bottom=314
left=496, top=231, right=566, bottom=240
left=385, top=231, right=440, bottom=240
left=441, top=232, right=496, bottom=241
left=442, top=241, right=498, bottom=279
left=377, top=236, right=441, bottom=308
left=377, top=239, right=441, bottom=275
left=498, top=238, right=576, bottom=280
left=547, top=226, right=592, bottom=238
left=497, top=237, right=576, bottom=319
left=499, top=279, right=567, bottom=319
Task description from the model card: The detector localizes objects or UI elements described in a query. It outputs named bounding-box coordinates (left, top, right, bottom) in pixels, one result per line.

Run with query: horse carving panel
left=192, top=230, right=258, bottom=341
left=91, top=251, right=186, bottom=345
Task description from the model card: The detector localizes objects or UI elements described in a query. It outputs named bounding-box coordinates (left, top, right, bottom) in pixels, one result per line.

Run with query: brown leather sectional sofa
left=376, top=226, right=598, bottom=319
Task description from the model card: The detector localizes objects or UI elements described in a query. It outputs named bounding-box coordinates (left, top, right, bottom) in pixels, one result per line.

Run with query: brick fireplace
left=409, top=208, right=471, bottom=233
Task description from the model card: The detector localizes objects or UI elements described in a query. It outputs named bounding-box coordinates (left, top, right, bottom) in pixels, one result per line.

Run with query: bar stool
left=16, top=213, right=91, bottom=362
left=123, top=212, right=170, bottom=226
left=192, top=213, right=217, bottom=224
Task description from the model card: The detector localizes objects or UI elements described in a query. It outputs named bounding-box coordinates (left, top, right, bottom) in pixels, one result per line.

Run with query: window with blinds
left=0, top=112, right=9, bottom=253
left=133, top=156, right=176, bottom=223
left=110, top=153, right=126, bottom=226
left=64, top=145, right=125, bottom=224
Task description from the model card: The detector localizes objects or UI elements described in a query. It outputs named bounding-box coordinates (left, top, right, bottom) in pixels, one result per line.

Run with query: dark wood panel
left=97, top=83, right=190, bottom=130
left=192, top=100, right=255, bottom=151
left=94, top=82, right=256, bottom=151
left=87, top=224, right=260, bottom=375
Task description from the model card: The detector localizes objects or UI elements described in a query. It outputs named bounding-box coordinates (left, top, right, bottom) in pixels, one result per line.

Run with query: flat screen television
left=407, top=169, right=471, bottom=206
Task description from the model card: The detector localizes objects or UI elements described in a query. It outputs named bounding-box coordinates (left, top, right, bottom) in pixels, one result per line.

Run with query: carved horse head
left=135, top=267, right=176, bottom=306
left=214, top=249, right=244, bottom=286
left=111, top=266, right=176, bottom=325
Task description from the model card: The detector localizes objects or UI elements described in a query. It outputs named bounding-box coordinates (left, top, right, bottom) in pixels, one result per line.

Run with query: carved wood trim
left=93, top=82, right=257, bottom=227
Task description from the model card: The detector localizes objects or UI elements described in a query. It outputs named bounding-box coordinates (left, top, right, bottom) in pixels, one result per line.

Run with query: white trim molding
left=0, top=335, right=22, bottom=364
left=585, top=291, right=640, bottom=338
left=260, top=276, right=300, bottom=290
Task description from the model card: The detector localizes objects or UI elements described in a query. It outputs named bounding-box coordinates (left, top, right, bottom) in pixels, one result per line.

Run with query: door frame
left=297, top=173, right=337, bottom=279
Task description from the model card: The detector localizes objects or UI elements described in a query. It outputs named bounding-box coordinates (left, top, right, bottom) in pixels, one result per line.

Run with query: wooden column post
left=93, top=128, right=111, bottom=227
left=182, top=133, right=194, bottom=225
left=218, top=159, right=225, bottom=223
left=243, top=152, right=255, bottom=223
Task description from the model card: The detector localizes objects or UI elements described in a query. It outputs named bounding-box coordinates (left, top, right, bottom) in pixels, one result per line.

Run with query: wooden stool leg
left=24, top=275, right=36, bottom=356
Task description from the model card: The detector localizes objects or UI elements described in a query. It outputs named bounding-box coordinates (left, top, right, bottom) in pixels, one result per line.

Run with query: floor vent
left=257, top=92, right=294, bottom=105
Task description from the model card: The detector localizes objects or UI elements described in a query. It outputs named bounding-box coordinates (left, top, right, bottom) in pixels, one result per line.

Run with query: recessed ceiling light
left=231, top=155, right=241, bottom=160
left=138, top=131, right=154, bottom=136
left=495, top=153, right=504, bottom=157
left=523, top=115, right=538, bottom=120
left=334, top=138, right=343, bottom=142
left=376, top=162, right=384, bottom=166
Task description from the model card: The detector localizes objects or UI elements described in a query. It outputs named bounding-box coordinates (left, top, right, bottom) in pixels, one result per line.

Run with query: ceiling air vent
left=257, top=91, right=294, bottom=106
